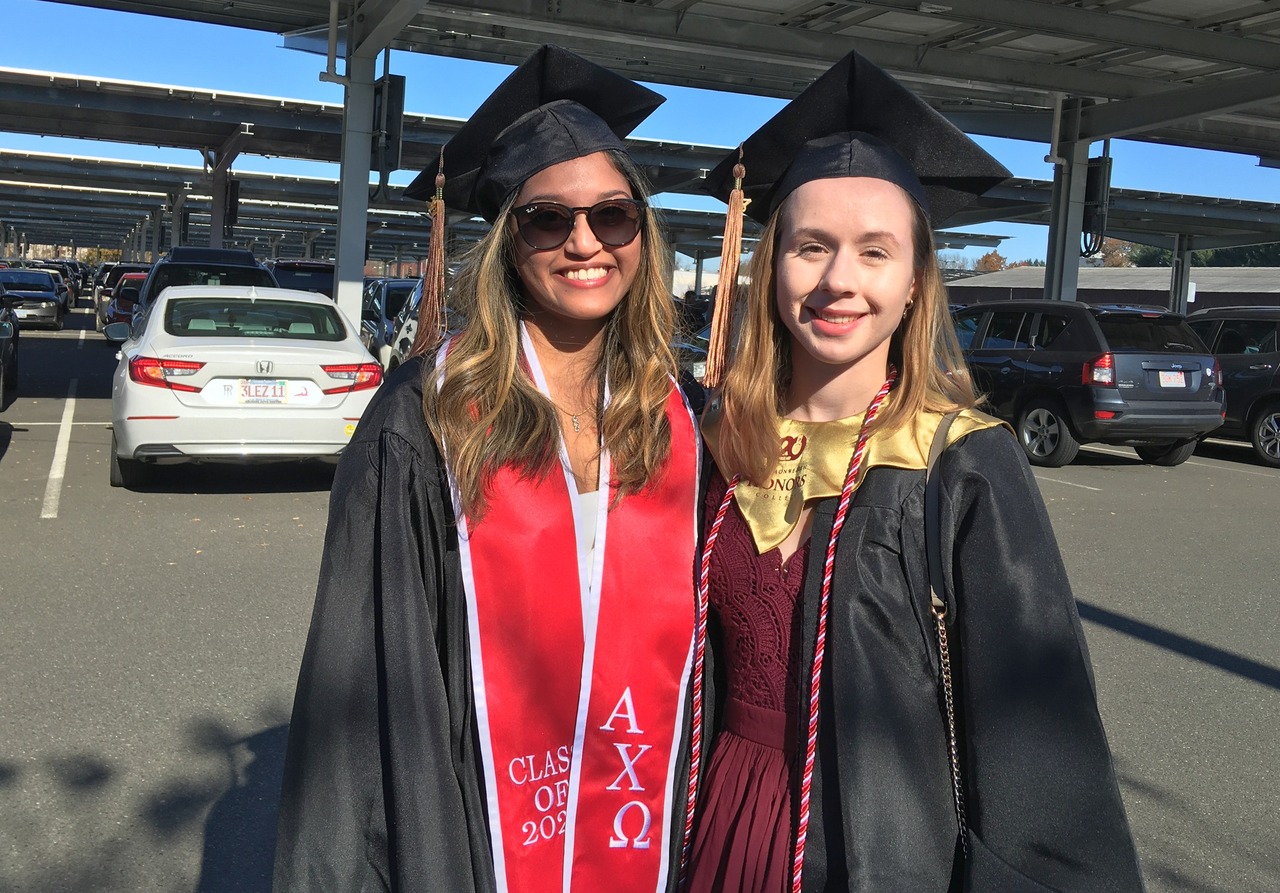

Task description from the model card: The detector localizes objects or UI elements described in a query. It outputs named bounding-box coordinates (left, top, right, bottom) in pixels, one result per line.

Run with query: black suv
left=1186, top=306, right=1280, bottom=467
left=130, top=247, right=277, bottom=320
left=953, top=301, right=1224, bottom=467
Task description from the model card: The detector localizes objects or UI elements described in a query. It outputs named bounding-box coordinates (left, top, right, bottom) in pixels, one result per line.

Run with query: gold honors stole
left=704, top=399, right=1007, bottom=553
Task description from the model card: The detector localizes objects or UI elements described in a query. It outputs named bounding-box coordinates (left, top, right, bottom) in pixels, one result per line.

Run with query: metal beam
left=1080, top=70, right=1280, bottom=141
left=860, top=0, right=1280, bottom=71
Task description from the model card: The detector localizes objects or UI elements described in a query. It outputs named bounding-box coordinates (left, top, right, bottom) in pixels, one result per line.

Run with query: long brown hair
left=425, top=150, right=676, bottom=516
left=715, top=188, right=977, bottom=485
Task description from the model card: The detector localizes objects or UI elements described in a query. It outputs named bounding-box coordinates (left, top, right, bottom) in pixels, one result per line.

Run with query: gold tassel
left=703, top=148, right=745, bottom=389
left=410, top=152, right=447, bottom=358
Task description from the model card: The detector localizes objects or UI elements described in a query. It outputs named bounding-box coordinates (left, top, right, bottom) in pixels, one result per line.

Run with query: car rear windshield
left=271, top=266, right=335, bottom=297
left=164, top=298, right=347, bottom=341
left=1097, top=316, right=1206, bottom=352
left=385, top=282, right=416, bottom=317
left=151, top=265, right=277, bottom=295
left=0, top=272, right=55, bottom=291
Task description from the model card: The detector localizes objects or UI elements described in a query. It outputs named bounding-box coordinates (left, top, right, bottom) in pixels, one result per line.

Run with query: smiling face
left=775, top=176, right=918, bottom=392
left=509, top=152, right=642, bottom=334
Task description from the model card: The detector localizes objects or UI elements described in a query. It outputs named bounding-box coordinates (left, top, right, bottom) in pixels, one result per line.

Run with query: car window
left=1187, top=319, right=1217, bottom=348
left=0, top=272, right=55, bottom=291
left=1214, top=319, right=1277, bottom=355
left=271, top=266, right=335, bottom=297
left=952, top=312, right=981, bottom=349
left=164, top=298, right=347, bottom=341
left=385, top=283, right=415, bottom=317
left=150, top=266, right=276, bottom=297
left=1096, top=316, right=1204, bottom=351
left=1034, top=314, right=1070, bottom=349
left=979, top=311, right=1029, bottom=349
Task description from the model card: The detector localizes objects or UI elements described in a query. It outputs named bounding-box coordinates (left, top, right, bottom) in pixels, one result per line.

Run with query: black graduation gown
left=272, top=357, right=697, bottom=893
left=711, top=426, right=1146, bottom=893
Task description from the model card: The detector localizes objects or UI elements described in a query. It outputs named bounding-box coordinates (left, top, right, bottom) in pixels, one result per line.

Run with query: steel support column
left=151, top=207, right=163, bottom=260
left=334, top=54, right=377, bottom=325
left=1043, top=139, right=1092, bottom=301
left=1043, top=97, right=1092, bottom=302
left=693, top=251, right=705, bottom=296
left=303, top=230, right=322, bottom=259
left=1169, top=233, right=1196, bottom=315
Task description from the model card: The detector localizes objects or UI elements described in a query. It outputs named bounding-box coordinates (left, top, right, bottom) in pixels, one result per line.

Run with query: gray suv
left=1187, top=306, right=1280, bottom=467
left=953, top=300, right=1225, bottom=467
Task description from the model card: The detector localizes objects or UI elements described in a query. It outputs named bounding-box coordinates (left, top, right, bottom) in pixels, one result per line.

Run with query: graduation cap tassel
left=702, top=149, right=745, bottom=389
left=410, top=154, right=447, bottom=358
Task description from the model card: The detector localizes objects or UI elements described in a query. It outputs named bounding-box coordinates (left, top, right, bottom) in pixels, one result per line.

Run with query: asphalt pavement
left=1, top=306, right=1277, bottom=892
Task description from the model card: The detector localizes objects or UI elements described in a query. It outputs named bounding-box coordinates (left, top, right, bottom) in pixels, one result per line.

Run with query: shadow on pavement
left=194, top=724, right=287, bottom=893
left=0, top=421, right=12, bottom=461
left=1078, top=600, right=1280, bottom=691
left=120, top=461, right=337, bottom=496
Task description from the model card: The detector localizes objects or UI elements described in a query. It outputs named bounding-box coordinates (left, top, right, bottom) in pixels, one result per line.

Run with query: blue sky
left=6, top=0, right=1279, bottom=264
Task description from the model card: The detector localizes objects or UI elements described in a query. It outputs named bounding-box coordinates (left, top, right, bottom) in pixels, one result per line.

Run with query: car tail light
left=129, top=356, right=204, bottom=392
left=322, top=362, right=383, bottom=394
left=1082, top=353, right=1115, bottom=386
left=1094, top=410, right=1118, bottom=420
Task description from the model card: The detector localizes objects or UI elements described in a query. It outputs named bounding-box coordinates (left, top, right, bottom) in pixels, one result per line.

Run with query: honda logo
left=256, top=360, right=273, bottom=375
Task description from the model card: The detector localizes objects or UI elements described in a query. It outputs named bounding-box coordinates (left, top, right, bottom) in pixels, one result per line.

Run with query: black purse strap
left=925, top=412, right=969, bottom=857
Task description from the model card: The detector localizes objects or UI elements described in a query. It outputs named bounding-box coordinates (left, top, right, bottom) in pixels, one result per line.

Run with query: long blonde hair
left=425, top=150, right=676, bottom=516
left=715, top=189, right=977, bottom=484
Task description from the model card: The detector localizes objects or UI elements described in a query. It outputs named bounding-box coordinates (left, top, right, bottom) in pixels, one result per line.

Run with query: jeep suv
left=952, top=301, right=1224, bottom=467
left=131, top=247, right=277, bottom=321
left=1186, top=306, right=1280, bottom=467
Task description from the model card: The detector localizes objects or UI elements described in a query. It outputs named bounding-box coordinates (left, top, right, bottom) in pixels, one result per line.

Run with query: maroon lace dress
left=686, top=470, right=808, bottom=893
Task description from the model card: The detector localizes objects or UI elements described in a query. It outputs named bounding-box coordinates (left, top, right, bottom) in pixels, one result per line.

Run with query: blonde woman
left=274, top=47, right=703, bottom=893
left=686, top=51, right=1145, bottom=892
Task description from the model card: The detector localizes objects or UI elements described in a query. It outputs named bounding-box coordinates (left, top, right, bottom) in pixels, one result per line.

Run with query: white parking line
left=40, top=379, right=78, bottom=520
left=1080, top=444, right=1280, bottom=479
left=78, top=328, right=86, bottom=349
left=1033, top=474, right=1102, bottom=492
left=6, top=421, right=107, bottom=426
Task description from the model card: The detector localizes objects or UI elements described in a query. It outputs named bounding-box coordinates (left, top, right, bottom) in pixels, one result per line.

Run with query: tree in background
left=1100, top=238, right=1134, bottom=267
left=975, top=249, right=1007, bottom=272
left=1130, top=241, right=1280, bottom=267
left=1007, top=258, right=1047, bottom=268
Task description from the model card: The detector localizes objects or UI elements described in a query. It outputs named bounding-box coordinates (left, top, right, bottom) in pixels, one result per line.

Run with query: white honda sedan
left=108, top=285, right=382, bottom=488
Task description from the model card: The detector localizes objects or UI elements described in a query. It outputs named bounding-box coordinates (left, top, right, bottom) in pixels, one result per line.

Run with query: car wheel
left=52, top=308, right=64, bottom=332
left=1017, top=398, right=1081, bottom=467
left=94, top=312, right=104, bottom=333
left=1134, top=439, right=1197, bottom=466
left=109, top=432, right=149, bottom=489
left=1249, top=402, right=1280, bottom=468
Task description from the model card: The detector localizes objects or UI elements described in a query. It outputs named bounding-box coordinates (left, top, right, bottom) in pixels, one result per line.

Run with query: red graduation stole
left=440, top=339, right=700, bottom=892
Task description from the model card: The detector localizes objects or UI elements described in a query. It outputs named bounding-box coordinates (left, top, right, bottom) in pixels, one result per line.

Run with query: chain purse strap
left=925, top=412, right=969, bottom=860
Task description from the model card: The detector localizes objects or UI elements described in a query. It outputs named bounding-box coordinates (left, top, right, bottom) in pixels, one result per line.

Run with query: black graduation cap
left=404, top=45, right=665, bottom=222
left=705, top=49, right=1010, bottom=226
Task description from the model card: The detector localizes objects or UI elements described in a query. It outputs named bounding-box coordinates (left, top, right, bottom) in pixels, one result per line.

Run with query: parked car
left=361, top=277, right=419, bottom=368
left=952, top=300, right=1224, bottom=467
left=385, top=278, right=425, bottom=372
left=105, top=272, right=148, bottom=327
left=96, top=262, right=151, bottom=330
left=104, top=284, right=383, bottom=488
left=0, top=294, right=18, bottom=409
left=264, top=259, right=336, bottom=298
left=1186, top=306, right=1280, bottom=467
left=31, top=262, right=77, bottom=309
left=0, top=269, right=64, bottom=330
left=132, top=247, right=277, bottom=323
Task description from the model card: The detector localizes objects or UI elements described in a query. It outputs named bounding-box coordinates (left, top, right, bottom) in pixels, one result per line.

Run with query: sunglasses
left=513, top=198, right=646, bottom=251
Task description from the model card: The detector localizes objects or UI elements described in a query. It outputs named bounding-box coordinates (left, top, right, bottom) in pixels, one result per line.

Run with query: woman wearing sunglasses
left=684, top=52, right=1145, bottom=893
left=273, top=47, right=703, bottom=893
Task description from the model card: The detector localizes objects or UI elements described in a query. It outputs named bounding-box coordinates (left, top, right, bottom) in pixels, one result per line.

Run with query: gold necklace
left=548, top=397, right=597, bottom=433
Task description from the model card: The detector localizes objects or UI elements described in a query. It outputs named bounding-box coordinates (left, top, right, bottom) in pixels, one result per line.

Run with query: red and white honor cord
left=679, top=367, right=896, bottom=892
left=791, top=367, right=896, bottom=893
left=678, top=468, right=739, bottom=886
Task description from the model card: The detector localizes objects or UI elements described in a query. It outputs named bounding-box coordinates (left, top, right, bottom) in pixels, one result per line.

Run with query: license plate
left=1158, top=370, right=1185, bottom=388
left=239, top=378, right=288, bottom=404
